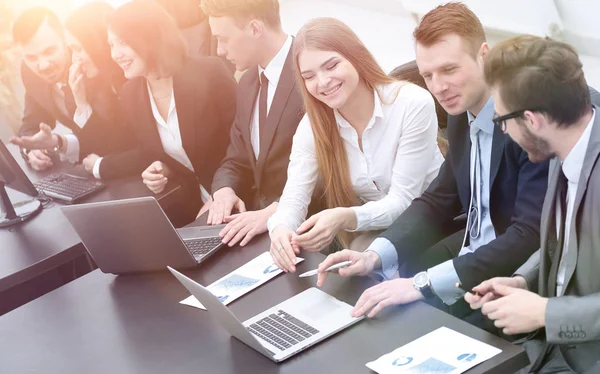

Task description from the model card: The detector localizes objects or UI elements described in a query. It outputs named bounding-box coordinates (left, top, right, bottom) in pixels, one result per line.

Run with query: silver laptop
left=61, top=196, right=225, bottom=274
left=168, top=266, right=363, bottom=362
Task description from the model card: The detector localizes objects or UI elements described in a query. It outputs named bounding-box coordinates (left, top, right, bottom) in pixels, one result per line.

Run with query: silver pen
left=298, top=260, right=353, bottom=278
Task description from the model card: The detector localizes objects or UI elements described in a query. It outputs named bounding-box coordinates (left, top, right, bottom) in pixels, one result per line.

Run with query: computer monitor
left=0, top=140, right=42, bottom=228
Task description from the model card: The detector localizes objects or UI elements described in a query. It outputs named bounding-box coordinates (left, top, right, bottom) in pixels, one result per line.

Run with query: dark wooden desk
left=0, top=232, right=528, bottom=373
left=0, top=144, right=182, bottom=315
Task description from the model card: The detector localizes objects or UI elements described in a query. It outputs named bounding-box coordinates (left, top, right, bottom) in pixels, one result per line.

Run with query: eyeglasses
left=492, top=108, right=544, bottom=132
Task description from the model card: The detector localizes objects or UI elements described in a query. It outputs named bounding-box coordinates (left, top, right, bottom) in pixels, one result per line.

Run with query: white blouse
left=267, top=81, right=444, bottom=233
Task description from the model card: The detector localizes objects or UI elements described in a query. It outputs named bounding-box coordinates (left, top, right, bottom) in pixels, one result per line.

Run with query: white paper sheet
left=366, top=326, right=502, bottom=374
left=180, top=251, right=304, bottom=310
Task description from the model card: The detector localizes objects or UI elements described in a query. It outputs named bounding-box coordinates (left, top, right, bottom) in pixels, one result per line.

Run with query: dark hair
left=413, top=2, right=486, bottom=56
left=155, top=0, right=205, bottom=29
left=13, top=6, right=63, bottom=45
left=65, top=2, right=125, bottom=90
left=109, top=0, right=189, bottom=77
left=485, top=35, right=591, bottom=127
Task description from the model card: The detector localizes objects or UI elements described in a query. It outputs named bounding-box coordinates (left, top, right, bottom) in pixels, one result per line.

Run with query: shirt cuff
left=73, top=104, right=92, bottom=128
left=427, top=259, right=464, bottom=305
left=92, top=157, right=103, bottom=179
left=199, top=184, right=211, bottom=203
left=366, top=237, right=398, bottom=281
left=61, top=134, right=80, bottom=163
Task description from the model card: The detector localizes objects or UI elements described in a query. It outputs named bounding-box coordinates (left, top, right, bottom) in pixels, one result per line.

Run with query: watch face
left=414, top=272, right=428, bottom=288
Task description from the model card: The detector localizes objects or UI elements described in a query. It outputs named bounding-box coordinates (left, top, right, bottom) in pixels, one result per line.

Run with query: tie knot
left=260, top=72, right=268, bottom=86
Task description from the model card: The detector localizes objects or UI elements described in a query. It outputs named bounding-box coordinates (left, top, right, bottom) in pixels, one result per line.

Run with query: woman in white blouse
left=268, top=18, right=444, bottom=272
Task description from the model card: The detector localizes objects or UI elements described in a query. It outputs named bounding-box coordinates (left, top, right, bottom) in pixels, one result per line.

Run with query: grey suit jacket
left=516, top=106, right=600, bottom=372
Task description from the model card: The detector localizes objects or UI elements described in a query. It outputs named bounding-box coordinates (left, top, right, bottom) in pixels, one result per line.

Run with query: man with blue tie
left=316, top=3, right=550, bottom=322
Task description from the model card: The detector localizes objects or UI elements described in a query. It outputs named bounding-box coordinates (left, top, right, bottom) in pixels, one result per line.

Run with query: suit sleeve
left=19, top=89, right=55, bottom=137
left=514, top=248, right=541, bottom=292
left=380, top=141, right=463, bottom=264
left=195, top=59, right=236, bottom=190
left=453, top=145, right=549, bottom=290
left=545, top=293, right=600, bottom=343
left=210, top=76, right=253, bottom=196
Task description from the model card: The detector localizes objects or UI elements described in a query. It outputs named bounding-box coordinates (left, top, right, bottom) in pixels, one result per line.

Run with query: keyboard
left=184, top=236, right=223, bottom=260
left=34, top=173, right=104, bottom=204
left=247, top=310, right=320, bottom=351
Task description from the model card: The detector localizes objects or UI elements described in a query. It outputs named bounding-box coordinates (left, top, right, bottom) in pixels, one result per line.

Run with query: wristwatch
left=413, top=271, right=435, bottom=299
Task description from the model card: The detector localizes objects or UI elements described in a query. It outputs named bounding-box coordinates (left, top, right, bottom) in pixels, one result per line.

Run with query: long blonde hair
left=293, top=18, right=398, bottom=246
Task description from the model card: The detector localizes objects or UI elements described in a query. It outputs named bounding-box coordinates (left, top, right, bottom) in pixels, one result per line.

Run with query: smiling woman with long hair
left=267, top=18, right=444, bottom=272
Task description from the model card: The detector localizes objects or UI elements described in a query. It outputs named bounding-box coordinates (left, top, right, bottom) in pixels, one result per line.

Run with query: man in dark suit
left=10, top=7, right=126, bottom=171
left=316, top=3, right=549, bottom=320
left=200, top=0, right=306, bottom=247
left=466, top=36, right=600, bottom=374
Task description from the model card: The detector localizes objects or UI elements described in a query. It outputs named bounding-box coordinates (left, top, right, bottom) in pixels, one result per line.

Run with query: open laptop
left=61, top=196, right=225, bottom=274
left=168, top=267, right=363, bottom=362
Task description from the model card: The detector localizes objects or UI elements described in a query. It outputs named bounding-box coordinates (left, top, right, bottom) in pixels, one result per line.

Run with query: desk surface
left=0, top=233, right=528, bottom=374
left=0, top=144, right=180, bottom=294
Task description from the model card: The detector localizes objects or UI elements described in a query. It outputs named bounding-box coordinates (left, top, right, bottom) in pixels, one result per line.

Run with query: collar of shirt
left=562, top=108, right=596, bottom=183
left=146, top=81, right=176, bottom=128
left=258, top=35, right=293, bottom=88
left=467, top=96, right=495, bottom=135
left=333, top=85, right=385, bottom=130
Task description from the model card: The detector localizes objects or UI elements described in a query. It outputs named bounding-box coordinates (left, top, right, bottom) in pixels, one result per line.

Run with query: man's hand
left=316, top=249, right=381, bottom=287
left=197, top=197, right=213, bottom=219
left=481, top=283, right=548, bottom=335
left=292, top=208, right=356, bottom=251
left=465, top=276, right=528, bottom=310
left=219, top=203, right=276, bottom=247
left=82, top=153, right=100, bottom=174
left=269, top=225, right=298, bottom=273
left=351, top=278, right=423, bottom=318
left=142, top=161, right=170, bottom=194
left=26, top=149, right=53, bottom=171
left=69, top=61, right=88, bottom=109
left=208, top=187, right=246, bottom=225
left=10, top=123, right=58, bottom=151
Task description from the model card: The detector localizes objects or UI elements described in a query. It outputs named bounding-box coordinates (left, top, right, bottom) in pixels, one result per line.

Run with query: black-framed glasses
left=492, top=108, right=544, bottom=132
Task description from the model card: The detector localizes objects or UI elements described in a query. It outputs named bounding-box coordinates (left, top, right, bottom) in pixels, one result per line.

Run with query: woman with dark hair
left=84, top=0, right=236, bottom=226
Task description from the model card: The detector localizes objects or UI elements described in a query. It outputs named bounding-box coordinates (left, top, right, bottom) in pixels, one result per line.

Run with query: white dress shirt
left=250, top=35, right=293, bottom=158
left=556, top=109, right=595, bottom=296
left=267, top=82, right=444, bottom=233
left=93, top=82, right=210, bottom=202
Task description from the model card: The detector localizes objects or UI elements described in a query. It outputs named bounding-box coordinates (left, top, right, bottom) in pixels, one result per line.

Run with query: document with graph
left=366, top=327, right=501, bottom=374
left=180, top=251, right=304, bottom=310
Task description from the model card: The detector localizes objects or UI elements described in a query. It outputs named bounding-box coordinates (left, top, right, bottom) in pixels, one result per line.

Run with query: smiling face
left=19, top=21, right=70, bottom=84
left=297, top=49, right=360, bottom=110
left=65, top=31, right=100, bottom=79
left=492, top=86, right=553, bottom=163
left=209, top=16, right=260, bottom=71
left=107, top=28, right=147, bottom=79
left=416, top=33, right=488, bottom=115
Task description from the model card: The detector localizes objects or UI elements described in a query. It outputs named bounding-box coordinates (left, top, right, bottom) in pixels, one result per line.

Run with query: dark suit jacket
left=381, top=105, right=549, bottom=291
left=100, top=57, right=236, bottom=219
left=19, top=64, right=130, bottom=159
left=211, top=45, right=305, bottom=210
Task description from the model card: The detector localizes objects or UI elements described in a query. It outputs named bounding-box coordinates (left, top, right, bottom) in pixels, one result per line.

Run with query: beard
left=518, top=121, right=554, bottom=163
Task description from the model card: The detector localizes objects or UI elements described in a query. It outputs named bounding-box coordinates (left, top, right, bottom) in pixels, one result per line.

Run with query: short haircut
left=109, top=0, right=188, bottom=77
left=201, top=0, right=281, bottom=29
left=12, top=7, right=63, bottom=45
left=485, top=35, right=591, bottom=127
left=413, top=2, right=485, bottom=56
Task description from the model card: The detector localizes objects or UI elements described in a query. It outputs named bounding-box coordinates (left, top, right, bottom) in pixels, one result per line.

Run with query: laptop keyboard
left=34, top=173, right=104, bottom=203
left=184, top=237, right=223, bottom=260
left=247, top=310, right=320, bottom=351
